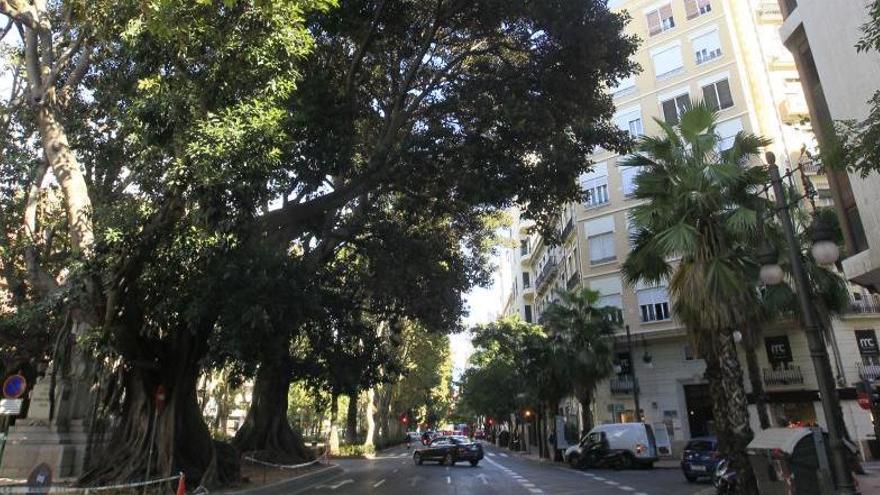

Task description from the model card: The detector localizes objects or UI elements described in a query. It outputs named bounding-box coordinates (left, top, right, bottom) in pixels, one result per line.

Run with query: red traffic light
left=402, top=416, right=408, bottom=423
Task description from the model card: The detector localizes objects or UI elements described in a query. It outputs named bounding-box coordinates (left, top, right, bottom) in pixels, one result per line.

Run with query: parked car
left=564, top=423, right=658, bottom=469
left=413, top=435, right=484, bottom=466
left=680, top=436, right=720, bottom=482
left=474, top=429, right=486, bottom=440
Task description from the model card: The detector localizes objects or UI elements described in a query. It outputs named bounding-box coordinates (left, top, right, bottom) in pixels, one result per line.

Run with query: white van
left=564, top=423, right=659, bottom=469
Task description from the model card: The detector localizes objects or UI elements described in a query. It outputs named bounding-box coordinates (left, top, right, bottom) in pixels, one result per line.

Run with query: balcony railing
left=567, top=271, right=580, bottom=290
left=801, top=160, right=822, bottom=174
left=561, top=218, right=575, bottom=240
left=845, top=298, right=880, bottom=315
left=610, top=375, right=635, bottom=395
left=763, top=366, right=804, bottom=387
left=859, top=362, right=880, bottom=382
left=535, top=257, right=559, bottom=292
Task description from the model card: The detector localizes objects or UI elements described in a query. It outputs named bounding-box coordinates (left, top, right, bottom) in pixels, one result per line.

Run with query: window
left=620, top=166, right=642, bottom=197
left=661, top=93, right=690, bottom=124
left=715, top=118, right=744, bottom=151
left=580, top=163, right=610, bottom=208
left=589, top=232, right=616, bottom=265
left=684, top=0, right=711, bottom=19
left=637, top=286, right=671, bottom=322
left=611, top=75, right=636, bottom=97
left=692, top=29, right=722, bottom=65
left=522, top=272, right=531, bottom=289
left=520, top=239, right=529, bottom=256
left=652, top=44, right=684, bottom=79
left=646, top=4, right=675, bottom=36
left=596, top=293, right=624, bottom=323
left=684, top=344, right=695, bottom=361
left=702, top=78, right=733, bottom=111
left=614, top=106, right=644, bottom=138
left=524, top=305, right=533, bottom=323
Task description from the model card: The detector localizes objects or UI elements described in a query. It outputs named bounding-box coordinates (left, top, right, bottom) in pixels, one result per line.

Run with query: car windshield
left=451, top=436, right=470, bottom=444
left=686, top=440, right=715, bottom=452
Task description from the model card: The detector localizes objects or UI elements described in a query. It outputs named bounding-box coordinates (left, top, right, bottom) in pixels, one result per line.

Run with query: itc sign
left=856, top=329, right=879, bottom=357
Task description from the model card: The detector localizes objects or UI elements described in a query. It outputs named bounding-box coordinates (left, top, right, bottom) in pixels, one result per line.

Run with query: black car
left=413, top=436, right=484, bottom=466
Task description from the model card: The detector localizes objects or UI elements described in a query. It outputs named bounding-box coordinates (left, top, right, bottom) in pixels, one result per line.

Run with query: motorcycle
left=713, top=458, right=736, bottom=495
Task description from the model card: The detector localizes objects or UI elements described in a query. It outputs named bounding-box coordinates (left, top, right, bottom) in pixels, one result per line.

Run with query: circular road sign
left=3, top=374, right=27, bottom=399
left=26, top=463, right=52, bottom=493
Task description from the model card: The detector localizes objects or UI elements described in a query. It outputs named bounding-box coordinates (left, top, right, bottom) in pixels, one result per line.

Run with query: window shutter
left=637, top=287, right=668, bottom=306
left=660, top=5, right=674, bottom=22
left=717, top=79, right=733, bottom=108
left=652, top=45, right=683, bottom=78
left=647, top=11, right=662, bottom=36
left=662, top=99, right=679, bottom=124
left=685, top=0, right=699, bottom=19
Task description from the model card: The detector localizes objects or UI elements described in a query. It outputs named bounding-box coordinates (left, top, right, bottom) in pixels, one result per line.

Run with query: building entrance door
left=684, top=384, right=714, bottom=438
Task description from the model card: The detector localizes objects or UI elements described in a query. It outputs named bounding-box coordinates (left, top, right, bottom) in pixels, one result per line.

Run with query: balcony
left=756, top=2, right=782, bottom=22
left=801, top=159, right=822, bottom=175
left=567, top=271, right=580, bottom=291
left=561, top=218, right=575, bottom=241
left=763, top=366, right=804, bottom=387
left=535, top=257, right=559, bottom=293
left=859, top=362, right=880, bottom=382
left=610, top=375, right=635, bottom=395
left=844, top=298, right=880, bottom=315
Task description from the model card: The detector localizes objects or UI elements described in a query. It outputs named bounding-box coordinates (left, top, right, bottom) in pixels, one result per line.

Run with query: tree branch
left=22, top=158, right=58, bottom=296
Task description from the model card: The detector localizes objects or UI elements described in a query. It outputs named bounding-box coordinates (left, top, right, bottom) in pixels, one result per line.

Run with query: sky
left=451, top=271, right=502, bottom=381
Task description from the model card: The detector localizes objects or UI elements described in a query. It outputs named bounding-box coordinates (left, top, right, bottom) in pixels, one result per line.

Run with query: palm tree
left=541, top=287, right=617, bottom=436
left=622, top=103, right=769, bottom=495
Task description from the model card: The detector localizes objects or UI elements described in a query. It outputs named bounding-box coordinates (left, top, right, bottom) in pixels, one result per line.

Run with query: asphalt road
left=284, top=442, right=711, bottom=495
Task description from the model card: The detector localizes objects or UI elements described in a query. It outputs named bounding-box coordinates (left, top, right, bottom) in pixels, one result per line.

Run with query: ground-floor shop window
left=770, top=401, right=817, bottom=428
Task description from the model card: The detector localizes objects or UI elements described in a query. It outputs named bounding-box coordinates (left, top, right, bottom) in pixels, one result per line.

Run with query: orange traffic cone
left=176, top=472, right=186, bottom=495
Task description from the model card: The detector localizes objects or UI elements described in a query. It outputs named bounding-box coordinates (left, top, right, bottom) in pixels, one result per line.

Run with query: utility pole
left=766, top=155, right=856, bottom=494
left=625, top=325, right=642, bottom=423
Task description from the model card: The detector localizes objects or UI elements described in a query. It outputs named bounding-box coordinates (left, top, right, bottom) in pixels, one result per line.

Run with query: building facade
left=497, top=0, right=880, bottom=458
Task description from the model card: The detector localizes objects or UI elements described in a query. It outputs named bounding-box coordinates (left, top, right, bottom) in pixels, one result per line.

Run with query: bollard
left=176, top=472, right=186, bottom=495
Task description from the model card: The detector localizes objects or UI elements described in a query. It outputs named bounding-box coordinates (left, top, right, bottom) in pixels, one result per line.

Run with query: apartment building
left=497, top=0, right=880, bottom=457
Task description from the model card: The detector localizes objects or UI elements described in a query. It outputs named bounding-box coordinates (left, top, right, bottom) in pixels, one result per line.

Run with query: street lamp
left=758, top=152, right=856, bottom=494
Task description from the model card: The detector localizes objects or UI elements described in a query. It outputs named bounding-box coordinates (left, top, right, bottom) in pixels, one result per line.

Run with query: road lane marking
left=446, top=476, right=451, bottom=484
left=605, top=480, right=619, bottom=486
left=487, top=453, right=496, bottom=457
left=392, top=469, right=399, bottom=474
left=373, top=479, right=385, bottom=488
left=619, top=487, right=635, bottom=492
left=528, top=489, right=543, bottom=494
left=593, top=476, right=606, bottom=481
left=499, top=453, right=509, bottom=457
left=477, top=473, right=489, bottom=485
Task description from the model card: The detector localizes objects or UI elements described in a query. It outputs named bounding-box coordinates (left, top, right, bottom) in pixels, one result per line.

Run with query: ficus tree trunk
left=345, top=391, right=358, bottom=445
left=716, top=331, right=758, bottom=495
left=80, top=328, right=231, bottom=488
left=328, top=393, right=340, bottom=455
left=232, top=353, right=311, bottom=462
left=363, top=389, right=376, bottom=451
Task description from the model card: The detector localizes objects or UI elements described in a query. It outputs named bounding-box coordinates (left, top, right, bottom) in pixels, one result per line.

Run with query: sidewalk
left=857, top=460, right=880, bottom=493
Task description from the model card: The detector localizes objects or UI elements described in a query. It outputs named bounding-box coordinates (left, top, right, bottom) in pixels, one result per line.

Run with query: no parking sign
left=3, top=374, right=27, bottom=399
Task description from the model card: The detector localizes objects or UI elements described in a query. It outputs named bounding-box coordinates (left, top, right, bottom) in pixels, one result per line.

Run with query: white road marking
left=487, top=452, right=496, bottom=457
left=605, top=480, right=619, bottom=486
left=635, top=492, right=649, bottom=495
left=392, top=469, right=399, bottom=474
left=499, top=453, right=509, bottom=457
left=528, top=489, right=543, bottom=494
left=593, top=476, right=606, bottom=481
left=619, top=486, right=635, bottom=492
left=522, top=482, right=535, bottom=487
left=373, top=479, right=385, bottom=488
left=477, top=473, right=490, bottom=485
left=446, top=476, right=451, bottom=484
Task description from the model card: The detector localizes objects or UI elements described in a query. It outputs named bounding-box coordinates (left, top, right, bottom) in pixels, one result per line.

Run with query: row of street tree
left=0, top=0, right=638, bottom=488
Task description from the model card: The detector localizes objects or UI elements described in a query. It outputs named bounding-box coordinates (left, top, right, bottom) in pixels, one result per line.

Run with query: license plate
left=691, top=465, right=707, bottom=472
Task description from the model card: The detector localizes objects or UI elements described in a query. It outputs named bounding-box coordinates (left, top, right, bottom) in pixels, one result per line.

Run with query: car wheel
left=469, top=460, right=479, bottom=467
left=618, top=453, right=634, bottom=470
left=684, top=473, right=698, bottom=483
left=413, top=453, right=423, bottom=466
left=444, top=453, right=454, bottom=466
left=567, top=454, right=581, bottom=469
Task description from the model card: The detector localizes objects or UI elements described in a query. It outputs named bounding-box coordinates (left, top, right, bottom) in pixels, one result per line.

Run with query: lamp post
left=759, top=152, right=856, bottom=494
left=625, top=325, right=642, bottom=423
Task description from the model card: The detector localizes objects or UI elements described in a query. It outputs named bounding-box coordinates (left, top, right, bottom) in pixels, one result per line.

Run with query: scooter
left=713, top=459, right=736, bottom=495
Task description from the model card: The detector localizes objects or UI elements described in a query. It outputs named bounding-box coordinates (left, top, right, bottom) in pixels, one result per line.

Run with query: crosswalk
left=486, top=452, right=509, bottom=458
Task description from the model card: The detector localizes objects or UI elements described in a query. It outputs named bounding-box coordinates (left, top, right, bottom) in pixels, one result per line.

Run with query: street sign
left=26, top=463, right=52, bottom=494
left=0, top=399, right=23, bottom=415
left=3, top=374, right=27, bottom=399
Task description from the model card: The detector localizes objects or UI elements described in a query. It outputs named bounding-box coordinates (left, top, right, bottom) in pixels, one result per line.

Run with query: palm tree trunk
left=578, top=390, right=594, bottom=436
left=717, top=331, right=758, bottom=495
left=346, top=392, right=358, bottom=444
left=743, top=334, right=771, bottom=429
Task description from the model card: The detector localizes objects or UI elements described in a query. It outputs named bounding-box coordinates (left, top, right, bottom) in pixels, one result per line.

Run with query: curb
left=219, top=463, right=343, bottom=495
